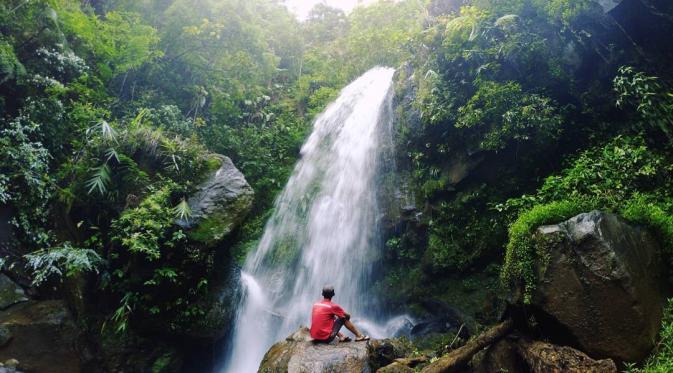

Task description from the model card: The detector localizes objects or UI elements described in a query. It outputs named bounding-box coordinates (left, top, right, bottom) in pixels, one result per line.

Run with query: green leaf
left=173, top=198, right=192, bottom=221
left=86, top=164, right=111, bottom=196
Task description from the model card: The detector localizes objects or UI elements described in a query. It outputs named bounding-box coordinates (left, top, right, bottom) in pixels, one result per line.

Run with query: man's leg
left=327, top=317, right=345, bottom=342
left=343, top=319, right=364, bottom=338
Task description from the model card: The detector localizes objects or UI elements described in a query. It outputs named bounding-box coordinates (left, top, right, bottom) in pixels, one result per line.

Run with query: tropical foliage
left=2, top=0, right=673, bottom=369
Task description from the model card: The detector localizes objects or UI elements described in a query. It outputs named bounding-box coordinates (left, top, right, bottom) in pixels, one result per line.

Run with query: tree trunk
left=421, top=319, right=514, bottom=373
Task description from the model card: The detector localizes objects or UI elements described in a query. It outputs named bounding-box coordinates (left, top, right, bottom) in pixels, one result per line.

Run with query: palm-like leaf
left=99, top=120, right=117, bottom=142
left=86, top=164, right=111, bottom=196
left=105, top=148, right=120, bottom=162
left=130, top=109, right=149, bottom=128
left=86, top=120, right=118, bottom=143
left=161, top=137, right=183, bottom=172
left=173, top=198, right=192, bottom=221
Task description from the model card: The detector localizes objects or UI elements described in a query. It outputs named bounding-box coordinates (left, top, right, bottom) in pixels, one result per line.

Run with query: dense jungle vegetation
left=2, top=0, right=673, bottom=371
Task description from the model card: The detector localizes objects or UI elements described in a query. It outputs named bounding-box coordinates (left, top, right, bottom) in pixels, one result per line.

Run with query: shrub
left=614, top=66, right=673, bottom=141
left=456, top=80, right=562, bottom=151
left=0, top=39, right=26, bottom=84
left=0, top=116, right=52, bottom=247
left=424, top=188, right=508, bottom=273
left=536, top=135, right=667, bottom=206
left=111, top=185, right=183, bottom=261
left=106, top=183, right=212, bottom=334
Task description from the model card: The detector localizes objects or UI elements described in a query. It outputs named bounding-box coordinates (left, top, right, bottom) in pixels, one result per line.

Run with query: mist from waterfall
left=220, top=67, right=404, bottom=373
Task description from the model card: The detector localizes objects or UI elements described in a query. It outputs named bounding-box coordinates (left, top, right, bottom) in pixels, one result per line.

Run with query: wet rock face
left=177, top=155, right=254, bottom=246
left=259, top=327, right=406, bottom=373
left=0, top=300, right=79, bottom=373
left=597, top=0, right=623, bottom=12
left=0, top=276, right=26, bottom=311
left=532, top=211, right=665, bottom=362
left=178, top=262, right=241, bottom=341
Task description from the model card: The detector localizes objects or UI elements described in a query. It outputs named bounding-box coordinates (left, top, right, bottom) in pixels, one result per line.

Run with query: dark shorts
left=316, top=317, right=345, bottom=343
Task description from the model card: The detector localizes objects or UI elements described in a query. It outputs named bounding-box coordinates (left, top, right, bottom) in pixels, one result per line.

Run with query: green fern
left=24, top=243, right=103, bottom=286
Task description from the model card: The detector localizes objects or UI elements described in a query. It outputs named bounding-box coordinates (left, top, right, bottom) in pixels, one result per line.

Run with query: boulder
left=531, top=211, right=665, bottom=362
left=93, top=330, right=183, bottom=373
left=368, top=338, right=412, bottom=371
left=472, top=337, right=523, bottom=373
left=0, top=276, right=26, bottom=311
left=2, top=360, right=18, bottom=369
left=259, top=327, right=374, bottom=373
left=0, top=300, right=80, bottom=373
left=0, top=326, right=11, bottom=347
left=515, top=339, right=617, bottom=373
left=0, top=358, right=24, bottom=373
left=410, top=300, right=471, bottom=340
left=473, top=336, right=616, bottom=373
left=177, top=155, right=254, bottom=246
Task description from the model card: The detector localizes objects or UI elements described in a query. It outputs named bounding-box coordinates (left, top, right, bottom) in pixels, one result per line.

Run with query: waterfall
left=221, top=67, right=404, bottom=373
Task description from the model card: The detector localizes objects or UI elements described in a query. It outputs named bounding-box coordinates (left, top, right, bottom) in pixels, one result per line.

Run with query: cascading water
left=221, top=67, right=407, bottom=373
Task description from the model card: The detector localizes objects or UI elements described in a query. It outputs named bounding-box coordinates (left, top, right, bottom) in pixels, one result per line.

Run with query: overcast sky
left=282, top=0, right=376, bottom=21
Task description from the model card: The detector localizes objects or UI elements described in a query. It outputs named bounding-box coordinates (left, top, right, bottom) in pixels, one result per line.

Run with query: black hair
left=322, top=285, right=335, bottom=299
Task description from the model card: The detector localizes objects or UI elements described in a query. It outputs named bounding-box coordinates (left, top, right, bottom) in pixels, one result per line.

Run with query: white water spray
left=221, top=67, right=407, bottom=372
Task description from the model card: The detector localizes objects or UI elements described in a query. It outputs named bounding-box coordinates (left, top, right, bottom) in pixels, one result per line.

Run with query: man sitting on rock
left=310, top=285, right=370, bottom=343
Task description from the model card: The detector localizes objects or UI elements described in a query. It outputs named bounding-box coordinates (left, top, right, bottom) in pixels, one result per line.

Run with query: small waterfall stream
left=221, top=67, right=407, bottom=372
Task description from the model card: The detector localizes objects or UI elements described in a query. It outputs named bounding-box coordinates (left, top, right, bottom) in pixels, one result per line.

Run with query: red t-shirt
left=310, top=299, right=346, bottom=340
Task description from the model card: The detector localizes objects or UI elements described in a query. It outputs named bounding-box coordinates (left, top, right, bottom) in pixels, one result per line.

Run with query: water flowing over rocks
left=177, top=155, right=254, bottom=246
left=530, top=211, right=666, bottom=362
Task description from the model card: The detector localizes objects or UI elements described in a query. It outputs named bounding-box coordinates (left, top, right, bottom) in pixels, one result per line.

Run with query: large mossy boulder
left=531, top=211, right=666, bottom=362
left=259, top=327, right=408, bottom=373
left=0, top=300, right=80, bottom=373
left=177, top=155, right=254, bottom=246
